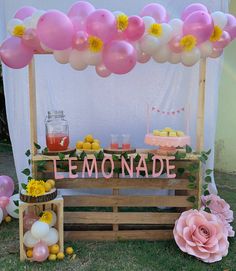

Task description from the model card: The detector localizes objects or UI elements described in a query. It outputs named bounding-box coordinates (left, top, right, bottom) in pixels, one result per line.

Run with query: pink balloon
left=168, top=35, right=183, bottom=53
left=73, top=31, right=88, bottom=50
left=0, top=196, right=10, bottom=209
left=37, top=10, right=74, bottom=50
left=181, top=3, right=208, bottom=21
left=96, top=63, right=111, bottom=78
left=140, top=3, right=168, bottom=23
left=224, top=14, right=236, bottom=40
left=210, top=47, right=223, bottom=58
left=124, top=16, right=145, bottom=41
left=33, top=241, right=49, bottom=262
left=0, top=37, right=34, bottom=69
left=183, top=11, right=214, bottom=44
left=68, top=1, right=95, bottom=18
left=86, top=9, right=117, bottom=42
left=137, top=52, right=151, bottom=63
left=0, top=176, right=14, bottom=197
left=14, top=6, right=37, bottom=20
left=2, top=208, right=8, bottom=218
left=23, top=212, right=39, bottom=230
left=103, top=41, right=136, bottom=75
left=22, top=28, right=45, bottom=53
left=213, top=31, right=231, bottom=49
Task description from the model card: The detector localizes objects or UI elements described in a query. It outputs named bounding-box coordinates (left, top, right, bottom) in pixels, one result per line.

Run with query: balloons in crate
left=224, top=14, right=236, bottom=40
left=23, top=212, right=39, bottom=230
left=124, top=16, right=145, bottom=41
left=23, top=231, right=39, bottom=248
left=41, top=228, right=59, bottom=246
left=14, top=6, right=37, bottom=20
left=33, top=241, right=49, bottom=262
left=140, top=3, right=168, bottom=23
left=37, top=10, right=74, bottom=50
left=181, top=3, right=208, bottom=21
left=31, top=221, right=50, bottom=239
left=6, top=193, right=19, bottom=219
left=96, top=63, right=111, bottom=78
left=0, top=176, right=14, bottom=197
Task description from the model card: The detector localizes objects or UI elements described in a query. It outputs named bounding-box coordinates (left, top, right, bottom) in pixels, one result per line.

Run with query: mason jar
left=45, top=110, right=69, bottom=151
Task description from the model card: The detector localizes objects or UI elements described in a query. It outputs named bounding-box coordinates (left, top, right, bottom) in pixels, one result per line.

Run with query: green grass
left=0, top=168, right=235, bottom=270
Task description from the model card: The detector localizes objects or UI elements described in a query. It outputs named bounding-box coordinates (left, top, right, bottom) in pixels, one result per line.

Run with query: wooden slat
left=64, top=230, right=173, bottom=241
left=64, top=212, right=181, bottom=224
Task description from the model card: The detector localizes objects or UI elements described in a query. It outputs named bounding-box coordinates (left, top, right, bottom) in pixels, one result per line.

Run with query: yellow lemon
left=26, top=249, right=33, bottom=258
left=84, top=134, right=94, bottom=143
left=48, top=254, right=57, bottom=261
left=76, top=141, right=84, bottom=149
left=66, top=247, right=74, bottom=255
left=5, top=216, right=12, bottom=223
left=83, top=142, right=92, bottom=150
left=57, top=252, right=65, bottom=260
left=94, top=139, right=100, bottom=145
left=44, top=182, right=52, bottom=192
left=92, top=142, right=100, bottom=150
left=49, top=244, right=60, bottom=254
left=47, top=179, right=55, bottom=188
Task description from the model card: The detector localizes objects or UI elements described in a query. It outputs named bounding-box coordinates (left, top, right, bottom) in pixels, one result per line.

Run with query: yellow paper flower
left=210, top=25, right=223, bottom=42
left=148, top=23, right=163, bottom=38
left=26, top=179, right=46, bottom=197
left=116, top=14, right=129, bottom=31
left=39, top=211, right=53, bottom=225
left=88, top=36, right=103, bottom=53
left=12, top=25, right=26, bottom=37
left=180, top=35, right=197, bottom=52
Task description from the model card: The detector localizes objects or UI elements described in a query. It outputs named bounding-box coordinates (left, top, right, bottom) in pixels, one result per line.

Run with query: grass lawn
left=0, top=148, right=235, bottom=271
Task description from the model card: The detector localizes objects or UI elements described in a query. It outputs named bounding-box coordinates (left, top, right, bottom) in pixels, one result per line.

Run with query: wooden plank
left=112, top=188, right=119, bottom=231
left=64, top=230, right=173, bottom=241
left=64, top=212, right=181, bottom=224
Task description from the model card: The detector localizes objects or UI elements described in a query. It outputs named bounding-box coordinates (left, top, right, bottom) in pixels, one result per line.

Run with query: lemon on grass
left=76, top=140, right=83, bottom=149
left=5, top=216, right=12, bottom=223
left=66, top=247, right=74, bottom=255
left=49, top=244, right=60, bottom=254
left=83, top=142, right=92, bottom=150
left=92, top=142, right=100, bottom=150
left=57, top=252, right=65, bottom=260
left=26, top=249, right=33, bottom=258
left=47, top=179, right=55, bottom=188
left=84, top=134, right=94, bottom=143
left=44, top=182, right=52, bottom=192
left=48, top=254, right=57, bottom=261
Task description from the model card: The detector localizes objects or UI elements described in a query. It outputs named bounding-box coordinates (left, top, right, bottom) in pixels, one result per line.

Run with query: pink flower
left=173, top=209, right=229, bottom=263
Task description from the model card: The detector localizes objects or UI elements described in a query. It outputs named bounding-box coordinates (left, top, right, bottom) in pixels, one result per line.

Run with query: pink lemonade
left=46, top=134, right=69, bottom=151
left=122, top=143, right=131, bottom=150
left=110, top=143, right=119, bottom=149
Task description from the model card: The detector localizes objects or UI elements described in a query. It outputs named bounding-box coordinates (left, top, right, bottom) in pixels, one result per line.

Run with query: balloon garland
left=0, top=2, right=235, bottom=76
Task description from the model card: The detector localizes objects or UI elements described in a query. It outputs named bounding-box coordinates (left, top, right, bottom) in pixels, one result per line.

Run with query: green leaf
left=187, top=196, right=196, bottom=203
left=21, top=168, right=30, bottom=176
left=69, top=150, right=77, bottom=158
left=97, top=151, right=105, bottom=160
left=204, top=190, right=210, bottom=196
left=186, top=145, right=192, bottom=153
left=13, top=200, right=19, bottom=207
left=175, top=151, right=186, bottom=160
left=188, top=183, right=197, bottom=189
left=58, top=153, right=65, bottom=160
left=21, top=183, right=27, bottom=190
left=205, top=169, right=213, bottom=175
left=206, top=200, right=211, bottom=206
left=43, top=147, right=49, bottom=154
left=14, top=209, right=19, bottom=214
left=80, top=151, right=87, bottom=160
left=199, top=156, right=206, bottom=164
left=28, top=159, right=31, bottom=165
left=114, top=167, right=122, bottom=174
left=147, top=153, right=154, bottom=162
left=205, top=176, right=212, bottom=183
left=34, top=142, right=41, bottom=150
left=134, top=154, right=141, bottom=162
left=25, top=149, right=31, bottom=157
left=112, top=154, right=119, bottom=161
left=202, top=184, right=208, bottom=190
left=121, top=152, right=129, bottom=160
left=204, top=207, right=211, bottom=213
left=188, top=175, right=196, bottom=183
left=205, top=149, right=211, bottom=155
left=28, top=176, right=32, bottom=181
left=177, top=168, right=185, bottom=176
left=201, top=153, right=208, bottom=161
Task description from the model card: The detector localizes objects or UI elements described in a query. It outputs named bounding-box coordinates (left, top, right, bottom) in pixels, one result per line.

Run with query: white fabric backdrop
left=0, top=0, right=229, bottom=194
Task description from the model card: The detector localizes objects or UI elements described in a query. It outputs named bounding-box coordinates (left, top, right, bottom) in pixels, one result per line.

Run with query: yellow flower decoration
left=180, top=35, right=197, bottom=52
left=88, top=36, right=103, bottom=53
left=116, top=14, right=129, bottom=31
left=210, top=25, right=223, bottom=42
left=26, top=179, right=46, bottom=197
left=148, top=23, right=163, bottom=38
left=12, top=25, right=26, bottom=37
left=39, top=211, right=53, bottom=225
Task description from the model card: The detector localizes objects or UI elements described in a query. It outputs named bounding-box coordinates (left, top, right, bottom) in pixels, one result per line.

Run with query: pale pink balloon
left=23, top=212, right=39, bottom=231
left=33, top=241, right=49, bottom=262
left=210, top=47, right=223, bottom=58
left=14, top=6, right=37, bottom=20
left=22, top=28, right=45, bottom=53
left=86, top=9, right=117, bottom=42
left=68, top=1, right=95, bottom=18
left=168, top=35, right=183, bottom=53
left=96, top=63, right=111, bottom=78
left=181, top=3, right=208, bottom=21
left=124, top=16, right=145, bottom=41
left=213, top=31, right=231, bottom=49
left=0, top=37, right=34, bottom=69
left=224, top=14, right=236, bottom=40
left=37, top=10, right=74, bottom=50
left=73, top=31, right=88, bottom=50
left=183, top=11, right=214, bottom=44
left=0, top=196, right=10, bottom=209
left=103, top=41, right=136, bottom=75
left=137, top=51, right=151, bottom=63
left=140, top=3, right=168, bottom=23
left=0, top=176, right=14, bottom=197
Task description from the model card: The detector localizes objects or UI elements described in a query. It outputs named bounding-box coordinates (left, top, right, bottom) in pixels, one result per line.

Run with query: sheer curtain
left=0, top=0, right=228, bottom=194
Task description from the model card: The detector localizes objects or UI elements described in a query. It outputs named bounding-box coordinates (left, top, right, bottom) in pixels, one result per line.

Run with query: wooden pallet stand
left=19, top=196, right=64, bottom=261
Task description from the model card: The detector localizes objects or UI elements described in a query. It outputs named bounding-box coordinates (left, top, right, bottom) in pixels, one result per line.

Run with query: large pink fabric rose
left=173, top=209, right=229, bottom=263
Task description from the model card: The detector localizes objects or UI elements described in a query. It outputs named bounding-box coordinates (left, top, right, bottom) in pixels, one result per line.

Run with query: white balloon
left=31, top=221, right=50, bottom=239
left=160, top=23, right=173, bottom=44
left=181, top=47, right=201, bottom=67
left=113, top=11, right=124, bottom=18
left=142, top=16, right=155, bottom=31
left=53, top=49, right=72, bottom=64
left=153, top=45, right=171, bottom=63
left=168, top=52, right=181, bottom=64
left=48, top=210, right=57, bottom=227
left=0, top=208, right=3, bottom=224
left=23, top=231, right=39, bottom=248
left=211, top=11, right=227, bottom=29
left=69, top=50, right=88, bottom=71
left=139, top=35, right=160, bottom=55
left=6, top=194, right=19, bottom=219
left=169, top=18, right=183, bottom=36
left=199, top=42, right=213, bottom=58
left=7, top=18, right=23, bottom=34
left=41, top=228, right=59, bottom=246
left=23, top=17, right=33, bottom=29
left=31, top=10, right=45, bottom=29
left=210, top=48, right=223, bottom=58
left=83, top=50, right=102, bottom=66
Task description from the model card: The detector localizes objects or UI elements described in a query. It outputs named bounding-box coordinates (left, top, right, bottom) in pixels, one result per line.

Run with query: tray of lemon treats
left=76, top=134, right=102, bottom=154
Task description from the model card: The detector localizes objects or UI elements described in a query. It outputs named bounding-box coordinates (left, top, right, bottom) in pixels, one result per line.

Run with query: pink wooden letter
left=152, top=155, right=164, bottom=177
left=101, top=156, right=114, bottom=179
left=165, top=156, right=176, bottom=178
left=68, top=157, right=78, bottom=179
left=121, top=156, right=134, bottom=178
left=52, top=158, right=64, bottom=180
left=82, top=157, right=98, bottom=178
left=136, top=154, right=148, bottom=178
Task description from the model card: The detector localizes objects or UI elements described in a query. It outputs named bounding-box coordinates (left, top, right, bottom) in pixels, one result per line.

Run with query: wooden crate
left=19, top=196, right=64, bottom=261
left=32, top=153, right=200, bottom=241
